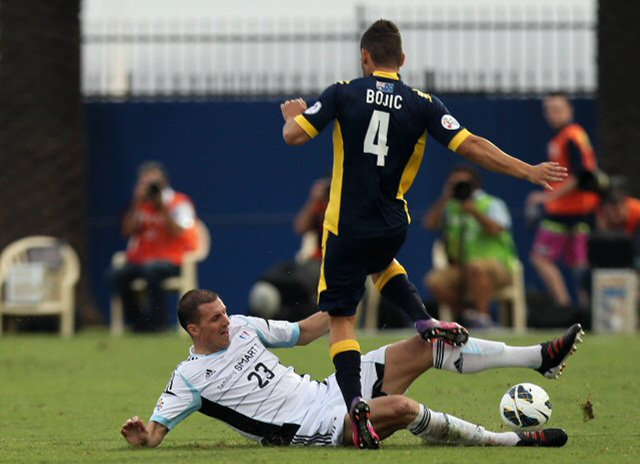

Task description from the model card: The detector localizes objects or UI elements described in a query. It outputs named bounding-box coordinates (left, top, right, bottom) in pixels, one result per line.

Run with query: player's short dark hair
left=360, top=19, right=403, bottom=68
left=178, top=289, right=219, bottom=332
left=450, top=163, right=482, bottom=189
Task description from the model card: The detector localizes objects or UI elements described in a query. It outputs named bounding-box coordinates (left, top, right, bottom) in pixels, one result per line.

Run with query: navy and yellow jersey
left=295, top=70, right=471, bottom=238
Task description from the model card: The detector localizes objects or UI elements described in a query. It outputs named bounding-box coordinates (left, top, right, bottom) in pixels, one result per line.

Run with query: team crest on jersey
left=155, top=398, right=164, bottom=412
left=376, top=81, right=394, bottom=93
left=441, top=114, right=461, bottom=130
left=304, top=101, right=322, bottom=115
left=238, top=330, right=251, bottom=340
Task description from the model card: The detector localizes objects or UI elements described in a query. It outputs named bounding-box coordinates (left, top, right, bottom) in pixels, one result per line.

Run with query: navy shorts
left=318, top=228, right=407, bottom=317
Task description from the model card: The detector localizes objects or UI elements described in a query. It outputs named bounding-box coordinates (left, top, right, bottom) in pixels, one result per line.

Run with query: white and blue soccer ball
left=499, top=383, right=552, bottom=430
left=248, top=281, right=281, bottom=319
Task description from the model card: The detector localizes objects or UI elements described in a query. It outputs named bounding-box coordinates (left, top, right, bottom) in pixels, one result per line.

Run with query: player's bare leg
left=342, top=395, right=419, bottom=443
left=373, top=259, right=468, bottom=346
left=329, top=315, right=357, bottom=345
left=329, top=315, right=380, bottom=449
left=380, top=336, right=434, bottom=395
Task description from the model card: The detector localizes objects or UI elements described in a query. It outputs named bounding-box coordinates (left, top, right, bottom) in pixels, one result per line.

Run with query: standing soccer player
left=527, top=92, right=600, bottom=311
left=281, top=19, right=567, bottom=449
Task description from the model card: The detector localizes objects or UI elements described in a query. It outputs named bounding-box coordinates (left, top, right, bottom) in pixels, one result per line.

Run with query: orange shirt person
left=527, top=93, right=599, bottom=309
left=108, top=161, right=199, bottom=332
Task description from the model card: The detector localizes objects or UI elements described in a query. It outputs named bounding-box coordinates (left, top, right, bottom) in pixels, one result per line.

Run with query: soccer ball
left=248, top=281, right=281, bottom=319
left=499, top=383, right=552, bottom=430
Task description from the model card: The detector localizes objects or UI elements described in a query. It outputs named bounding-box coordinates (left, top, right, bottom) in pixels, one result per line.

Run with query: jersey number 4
left=364, top=110, right=390, bottom=167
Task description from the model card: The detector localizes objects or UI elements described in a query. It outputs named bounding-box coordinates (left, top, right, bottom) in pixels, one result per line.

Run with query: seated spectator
left=293, top=177, right=330, bottom=262
left=248, top=178, right=329, bottom=321
left=423, top=165, right=517, bottom=327
left=108, top=161, right=199, bottom=332
left=591, top=185, right=640, bottom=271
left=574, top=186, right=640, bottom=329
left=597, top=187, right=640, bottom=237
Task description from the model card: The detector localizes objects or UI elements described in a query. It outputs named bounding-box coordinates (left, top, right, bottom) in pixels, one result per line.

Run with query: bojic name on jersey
left=365, top=88, right=403, bottom=110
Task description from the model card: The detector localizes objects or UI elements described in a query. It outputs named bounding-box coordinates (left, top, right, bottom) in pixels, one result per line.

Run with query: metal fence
left=82, top=3, right=596, bottom=99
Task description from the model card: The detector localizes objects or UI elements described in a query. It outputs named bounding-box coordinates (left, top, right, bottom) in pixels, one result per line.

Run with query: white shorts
left=290, top=344, right=388, bottom=447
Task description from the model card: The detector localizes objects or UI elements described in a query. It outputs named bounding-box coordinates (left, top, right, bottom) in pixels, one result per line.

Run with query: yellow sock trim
left=330, top=339, right=361, bottom=359
left=375, top=261, right=407, bottom=292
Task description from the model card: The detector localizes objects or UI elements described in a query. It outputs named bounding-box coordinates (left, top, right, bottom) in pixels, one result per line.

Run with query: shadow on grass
left=112, top=442, right=266, bottom=452
left=112, top=441, right=454, bottom=452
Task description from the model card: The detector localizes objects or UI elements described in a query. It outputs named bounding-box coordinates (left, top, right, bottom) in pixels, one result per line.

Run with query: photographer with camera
left=108, top=161, right=199, bottom=332
left=423, top=165, right=517, bottom=327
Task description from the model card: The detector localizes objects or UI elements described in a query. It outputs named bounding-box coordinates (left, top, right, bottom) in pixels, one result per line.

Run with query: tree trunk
left=0, top=0, right=100, bottom=325
left=598, top=0, right=640, bottom=196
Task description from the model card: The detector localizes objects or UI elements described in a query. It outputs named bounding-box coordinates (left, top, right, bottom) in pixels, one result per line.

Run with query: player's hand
left=121, top=416, right=149, bottom=447
left=528, top=162, right=568, bottom=191
left=281, top=98, right=307, bottom=121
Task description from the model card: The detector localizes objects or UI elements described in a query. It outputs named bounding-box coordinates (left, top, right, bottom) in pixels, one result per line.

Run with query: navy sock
left=380, top=274, right=432, bottom=322
left=332, top=350, right=362, bottom=409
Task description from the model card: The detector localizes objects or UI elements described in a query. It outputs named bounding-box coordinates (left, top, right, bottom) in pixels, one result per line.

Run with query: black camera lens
left=452, top=181, right=472, bottom=201
left=577, top=169, right=609, bottom=195
left=147, top=183, right=162, bottom=196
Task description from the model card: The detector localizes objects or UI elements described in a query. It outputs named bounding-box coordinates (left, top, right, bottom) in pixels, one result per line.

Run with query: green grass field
left=1, top=329, right=638, bottom=463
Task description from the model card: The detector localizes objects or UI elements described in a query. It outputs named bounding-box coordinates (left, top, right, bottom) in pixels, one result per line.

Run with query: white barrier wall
left=81, top=0, right=596, bottom=98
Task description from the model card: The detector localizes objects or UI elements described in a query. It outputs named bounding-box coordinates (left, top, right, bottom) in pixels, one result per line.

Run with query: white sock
left=408, top=404, right=520, bottom=446
left=432, top=337, right=541, bottom=373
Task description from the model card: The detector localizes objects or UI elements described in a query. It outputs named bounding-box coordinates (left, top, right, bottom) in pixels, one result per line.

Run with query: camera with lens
left=452, top=180, right=473, bottom=201
left=147, top=182, right=162, bottom=198
left=577, top=169, right=610, bottom=196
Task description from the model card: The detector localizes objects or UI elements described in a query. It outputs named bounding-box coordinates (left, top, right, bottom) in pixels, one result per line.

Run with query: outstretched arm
left=296, top=310, right=330, bottom=345
left=121, top=416, right=168, bottom=448
left=455, top=134, right=567, bottom=190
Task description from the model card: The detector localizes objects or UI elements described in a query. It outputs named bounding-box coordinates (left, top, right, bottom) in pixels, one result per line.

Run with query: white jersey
left=150, top=315, right=330, bottom=445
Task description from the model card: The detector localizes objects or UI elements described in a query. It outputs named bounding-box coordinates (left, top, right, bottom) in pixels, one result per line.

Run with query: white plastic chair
left=110, top=221, right=211, bottom=335
left=431, top=239, right=527, bottom=332
left=0, top=236, right=80, bottom=337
